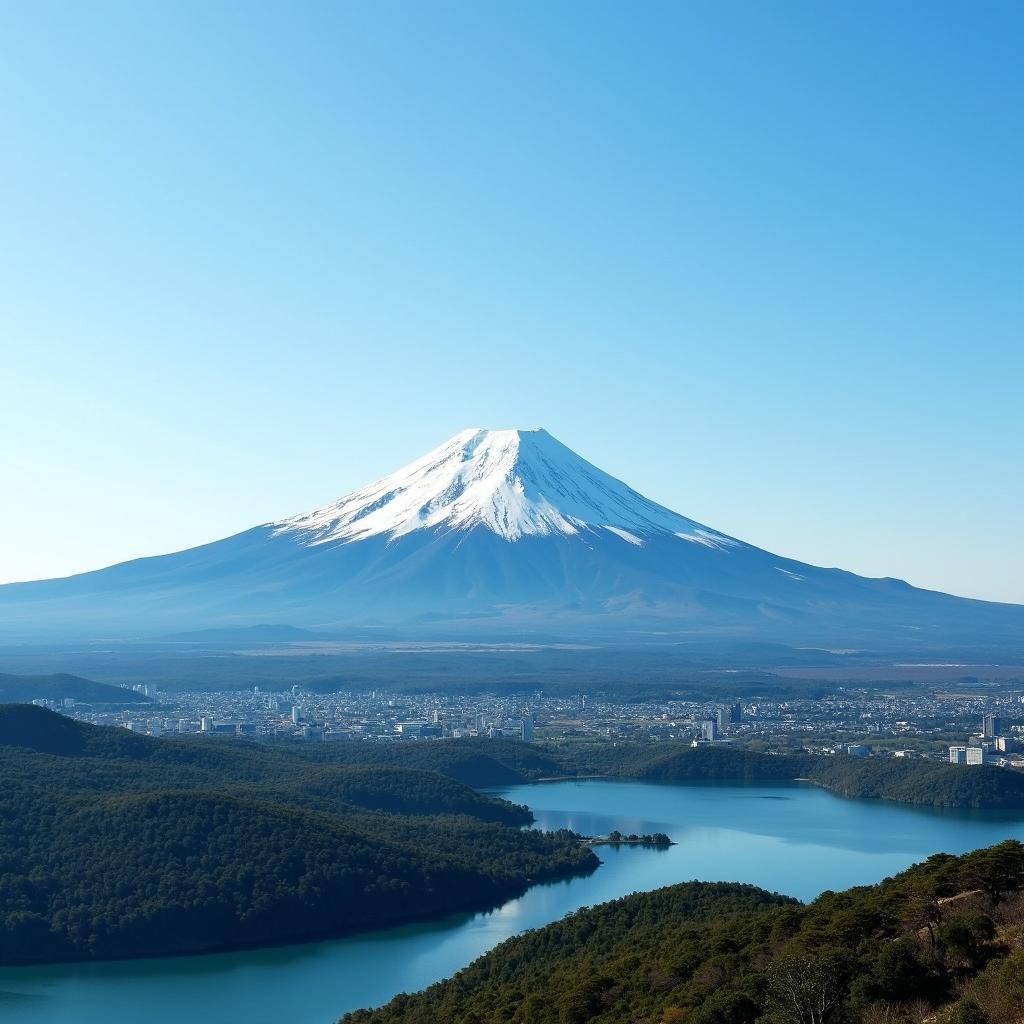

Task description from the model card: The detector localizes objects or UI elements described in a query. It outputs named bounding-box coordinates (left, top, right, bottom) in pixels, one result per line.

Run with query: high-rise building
left=291, top=705, right=301, bottom=725
left=729, top=702, right=743, bottom=724
left=520, top=717, right=535, bottom=743
left=949, top=746, right=968, bottom=764
left=716, top=708, right=729, bottom=734
left=982, top=713, right=1001, bottom=738
left=701, top=719, right=718, bottom=742
left=967, top=747, right=986, bottom=765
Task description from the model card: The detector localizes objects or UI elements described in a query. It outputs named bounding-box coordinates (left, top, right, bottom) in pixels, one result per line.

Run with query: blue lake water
left=2, top=779, right=1022, bottom=1024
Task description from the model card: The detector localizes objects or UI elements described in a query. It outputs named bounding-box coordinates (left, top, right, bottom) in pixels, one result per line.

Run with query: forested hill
left=0, top=672, right=149, bottom=704
left=341, top=840, right=1024, bottom=1024
left=272, top=732, right=568, bottom=786
left=280, top=736, right=1024, bottom=811
left=0, top=705, right=536, bottom=819
left=0, top=706, right=596, bottom=965
left=636, top=746, right=1024, bottom=810
left=6, top=705, right=1023, bottom=965
left=805, top=756, right=1024, bottom=811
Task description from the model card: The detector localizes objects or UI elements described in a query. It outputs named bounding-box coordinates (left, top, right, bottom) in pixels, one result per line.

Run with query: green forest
left=0, top=706, right=595, bottom=965
left=0, top=672, right=149, bottom=705
left=341, top=840, right=1024, bottom=1024
left=634, top=746, right=1024, bottom=810
left=4, top=704, right=1024, bottom=968
left=283, top=735, right=1024, bottom=810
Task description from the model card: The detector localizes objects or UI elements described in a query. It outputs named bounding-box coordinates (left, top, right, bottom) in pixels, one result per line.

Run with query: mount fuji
left=1, top=428, right=1021, bottom=648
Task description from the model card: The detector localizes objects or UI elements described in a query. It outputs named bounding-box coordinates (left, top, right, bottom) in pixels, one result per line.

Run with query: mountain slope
left=340, top=842, right=1024, bottom=1024
left=1, top=428, right=1021, bottom=647
left=0, top=672, right=150, bottom=704
left=0, top=706, right=594, bottom=964
left=274, top=428, right=738, bottom=548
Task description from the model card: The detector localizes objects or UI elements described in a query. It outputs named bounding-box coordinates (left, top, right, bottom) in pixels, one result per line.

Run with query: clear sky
left=2, top=1, right=1022, bottom=603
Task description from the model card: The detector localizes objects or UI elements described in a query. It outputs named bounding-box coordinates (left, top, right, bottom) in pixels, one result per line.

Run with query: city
left=3, top=4, right=1023, bottom=1024
left=36, top=683, right=1024, bottom=769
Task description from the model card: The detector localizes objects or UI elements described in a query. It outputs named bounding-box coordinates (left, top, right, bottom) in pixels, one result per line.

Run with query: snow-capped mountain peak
left=5, top=426, right=1022, bottom=648
left=273, top=427, right=739, bottom=548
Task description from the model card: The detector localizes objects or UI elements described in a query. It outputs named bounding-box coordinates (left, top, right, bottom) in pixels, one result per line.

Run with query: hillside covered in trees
left=0, top=671, right=149, bottom=704
left=635, top=746, right=1024, bottom=811
left=0, top=706, right=596, bottom=965
left=341, top=840, right=1024, bottom=1024
left=4, top=704, right=1023, bottom=967
left=283, top=735, right=1024, bottom=811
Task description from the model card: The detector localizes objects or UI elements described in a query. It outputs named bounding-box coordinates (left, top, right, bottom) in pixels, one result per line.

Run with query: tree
left=941, top=912, right=996, bottom=970
left=964, top=842, right=1024, bottom=905
left=765, top=949, right=847, bottom=1024
left=952, top=1000, right=988, bottom=1024
left=865, top=938, right=935, bottom=1002
left=909, top=896, right=943, bottom=956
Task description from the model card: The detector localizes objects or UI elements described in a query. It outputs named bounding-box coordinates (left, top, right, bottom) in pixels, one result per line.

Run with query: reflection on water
left=1, top=779, right=1022, bottom=1024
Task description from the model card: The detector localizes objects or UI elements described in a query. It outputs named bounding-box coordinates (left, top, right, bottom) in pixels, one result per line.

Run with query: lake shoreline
left=5, top=778, right=1024, bottom=1024
left=0, top=854, right=599, bottom=971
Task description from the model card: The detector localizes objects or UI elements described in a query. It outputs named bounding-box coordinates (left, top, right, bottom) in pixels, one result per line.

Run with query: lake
left=2, top=779, right=1023, bottom=1024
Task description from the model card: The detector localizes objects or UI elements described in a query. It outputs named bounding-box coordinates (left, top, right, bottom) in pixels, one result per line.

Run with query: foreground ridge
left=341, top=841, right=1024, bottom=1024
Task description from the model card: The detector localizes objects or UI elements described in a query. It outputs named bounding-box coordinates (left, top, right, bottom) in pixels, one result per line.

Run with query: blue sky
left=2, top=1, right=1022, bottom=602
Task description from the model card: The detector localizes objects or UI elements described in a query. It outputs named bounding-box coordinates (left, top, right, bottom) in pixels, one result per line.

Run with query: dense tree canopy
left=341, top=841, right=1024, bottom=1024
left=0, top=706, right=595, bottom=965
left=0, top=672, right=149, bottom=704
left=4, top=702, right=1023, bottom=972
left=295, top=735, right=1024, bottom=811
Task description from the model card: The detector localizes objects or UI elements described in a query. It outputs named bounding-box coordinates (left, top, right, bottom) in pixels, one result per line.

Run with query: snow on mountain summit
left=273, top=427, right=739, bottom=549
left=5, top=427, right=1023, bottom=647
